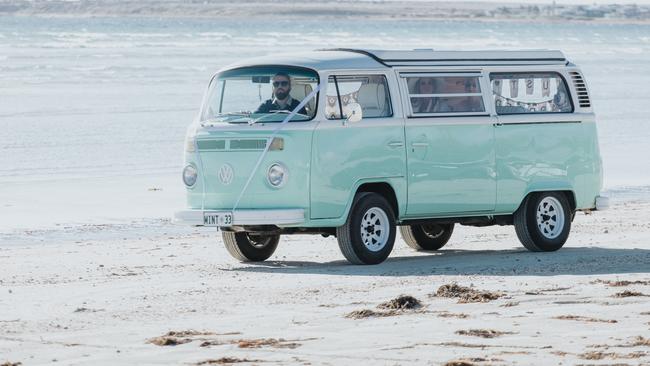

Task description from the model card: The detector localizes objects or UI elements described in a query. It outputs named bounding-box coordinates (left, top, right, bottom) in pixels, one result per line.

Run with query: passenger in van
left=255, top=72, right=308, bottom=115
left=434, top=77, right=483, bottom=113
left=552, top=85, right=571, bottom=112
left=412, top=77, right=437, bottom=113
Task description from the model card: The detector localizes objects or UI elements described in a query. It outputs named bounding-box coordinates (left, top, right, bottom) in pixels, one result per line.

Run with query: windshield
left=201, top=66, right=319, bottom=124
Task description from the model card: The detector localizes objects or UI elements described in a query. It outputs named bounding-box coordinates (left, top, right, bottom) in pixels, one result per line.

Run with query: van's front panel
left=178, top=64, right=322, bottom=226
left=186, top=129, right=312, bottom=212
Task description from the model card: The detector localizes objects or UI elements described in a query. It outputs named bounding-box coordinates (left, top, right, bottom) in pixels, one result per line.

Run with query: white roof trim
left=322, top=48, right=568, bottom=66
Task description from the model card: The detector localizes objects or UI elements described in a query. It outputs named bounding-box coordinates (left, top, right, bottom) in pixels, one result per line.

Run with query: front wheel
left=400, top=223, right=454, bottom=251
left=222, top=232, right=280, bottom=262
left=514, top=192, right=572, bottom=252
left=336, top=193, right=396, bottom=265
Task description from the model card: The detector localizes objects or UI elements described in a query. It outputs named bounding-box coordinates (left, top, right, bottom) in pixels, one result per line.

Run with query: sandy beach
left=1, top=199, right=649, bottom=365
left=2, top=5, right=650, bottom=365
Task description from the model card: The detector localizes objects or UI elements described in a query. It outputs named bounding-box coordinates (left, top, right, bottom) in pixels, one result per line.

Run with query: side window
left=326, top=75, right=392, bottom=119
left=490, top=72, right=573, bottom=114
left=404, top=75, right=485, bottom=115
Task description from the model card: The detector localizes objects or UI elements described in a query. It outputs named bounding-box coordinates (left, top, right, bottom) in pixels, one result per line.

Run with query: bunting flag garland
left=492, top=76, right=565, bottom=112
left=509, top=79, right=519, bottom=98
left=525, top=78, right=534, bottom=95
left=492, top=79, right=502, bottom=95
left=494, top=94, right=554, bottom=112
left=542, top=78, right=551, bottom=97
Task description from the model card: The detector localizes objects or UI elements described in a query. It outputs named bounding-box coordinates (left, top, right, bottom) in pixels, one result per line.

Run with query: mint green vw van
left=174, top=49, right=607, bottom=265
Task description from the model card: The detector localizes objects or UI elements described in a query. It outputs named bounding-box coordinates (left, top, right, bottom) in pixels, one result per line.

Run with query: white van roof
left=218, top=49, right=569, bottom=74
left=323, top=48, right=568, bottom=66
left=219, top=50, right=386, bottom=73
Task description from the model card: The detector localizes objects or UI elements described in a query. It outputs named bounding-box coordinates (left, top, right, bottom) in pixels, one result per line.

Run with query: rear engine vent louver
left=570, top=71, right=591, bottom=108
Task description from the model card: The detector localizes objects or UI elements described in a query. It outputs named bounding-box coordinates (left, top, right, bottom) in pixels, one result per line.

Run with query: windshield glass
left=201, top=66, right=319, bottom=124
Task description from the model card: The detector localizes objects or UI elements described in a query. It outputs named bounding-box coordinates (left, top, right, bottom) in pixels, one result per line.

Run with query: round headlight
left=183, top=164, right=198, bottom=187
left=267, top=163, right=288, bottom=188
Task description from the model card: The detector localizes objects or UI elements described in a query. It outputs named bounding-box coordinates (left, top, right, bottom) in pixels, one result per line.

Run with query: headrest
left=290, top=83, right=315, bottom=114
left=291, top=83, right=308, bottom=101
left=357, top=83, right=387, bottom=118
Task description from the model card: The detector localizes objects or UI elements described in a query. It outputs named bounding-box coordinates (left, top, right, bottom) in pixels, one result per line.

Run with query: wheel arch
left=517, top=188, right=577, bottom=213
left=333, top=179, right=402, bottom=227
left=356, top=182, right=399, bottom=217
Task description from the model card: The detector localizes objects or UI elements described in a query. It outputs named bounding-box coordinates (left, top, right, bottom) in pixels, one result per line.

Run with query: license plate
left=203, top=212, right=233, bottom=227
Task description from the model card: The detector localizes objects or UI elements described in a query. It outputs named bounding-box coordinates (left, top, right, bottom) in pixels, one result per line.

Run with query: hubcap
left=536, top=196, right=565, bottom=239
left=360, top=207, right=390, bottom=252
left=247, top=234, right=271, bottom=248
left=421, top=224, right=445, bottom=239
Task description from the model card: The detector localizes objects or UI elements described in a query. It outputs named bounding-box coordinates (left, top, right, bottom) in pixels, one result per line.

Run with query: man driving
left=255, top=72, right=308, bottom=115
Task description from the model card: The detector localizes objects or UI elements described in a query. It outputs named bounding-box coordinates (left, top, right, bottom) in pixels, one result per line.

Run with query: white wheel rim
left=360, top=207, right=390, bottom=252
left=536, top=196, right=565, bottom=239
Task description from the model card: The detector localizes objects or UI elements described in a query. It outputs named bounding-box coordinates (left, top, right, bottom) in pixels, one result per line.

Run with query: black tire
left=336, top=193, right=396, bottom=265
left=514, top=192, right=572, bottom=252
left=400, top=223, right=454, bottom=251
left=222, top=232, right=280, bottom=262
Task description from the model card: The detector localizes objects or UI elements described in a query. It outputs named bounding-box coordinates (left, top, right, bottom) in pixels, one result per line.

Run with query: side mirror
left=343, top=103, right=363, bottom=124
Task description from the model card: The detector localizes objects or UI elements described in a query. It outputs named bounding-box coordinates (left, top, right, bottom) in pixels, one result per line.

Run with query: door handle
left=411, top=142, right=429, bottom=147
left=387, top=141, right=404, bottom=148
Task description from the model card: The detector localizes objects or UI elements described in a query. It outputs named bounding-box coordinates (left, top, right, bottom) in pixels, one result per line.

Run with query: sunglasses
left=272, top=81, right=289, bottom=87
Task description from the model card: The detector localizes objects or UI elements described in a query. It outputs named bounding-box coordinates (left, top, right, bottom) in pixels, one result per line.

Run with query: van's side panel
left=493, top=116, right=597, bottom=212
left=310, top=71, right=407, bottom=220
left=578, top=118, right=604, bottom=209
left=486, top=66, right=603, bottom=213
left=404, top=119, right=497, bottom=215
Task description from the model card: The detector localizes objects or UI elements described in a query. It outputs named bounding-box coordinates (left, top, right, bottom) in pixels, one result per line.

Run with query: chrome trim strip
left=499, top=121, right=582, bottom=126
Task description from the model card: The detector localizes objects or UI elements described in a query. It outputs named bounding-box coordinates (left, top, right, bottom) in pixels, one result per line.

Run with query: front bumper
left=173, top=209, right=305, bottom=226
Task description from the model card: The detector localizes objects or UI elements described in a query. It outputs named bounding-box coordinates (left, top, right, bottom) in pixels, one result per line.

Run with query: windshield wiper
left=202, top=112, right=253, bottom=125
left=248, top=110, right=308, bottom=126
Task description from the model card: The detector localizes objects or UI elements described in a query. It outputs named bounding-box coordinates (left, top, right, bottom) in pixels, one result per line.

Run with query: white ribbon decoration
left=231, top=81, right=324, bottom=214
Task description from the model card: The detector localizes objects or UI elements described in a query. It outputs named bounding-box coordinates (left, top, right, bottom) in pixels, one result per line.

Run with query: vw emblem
left=218, top=163, right=234, bottom=185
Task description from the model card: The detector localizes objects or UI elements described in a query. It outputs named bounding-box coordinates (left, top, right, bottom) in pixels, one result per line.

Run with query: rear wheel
left=222, top=232, right=279, bottom=262
left=400, top=223, right=454, bottom=251
left=336, top=193, right=396, bottom=265
left=514, top=192, right=572, bottom=252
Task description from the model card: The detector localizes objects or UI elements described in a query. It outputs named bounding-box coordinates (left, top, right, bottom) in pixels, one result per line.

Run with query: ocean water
left=1, top=16, right=649, bottom=234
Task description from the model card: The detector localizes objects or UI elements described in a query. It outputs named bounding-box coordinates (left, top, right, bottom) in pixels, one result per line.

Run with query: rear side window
left=404, top=75, right=486, bottom=116
left=490, top=72, right=573, bottom=114
left=326, top=75, right=392, bottom=119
